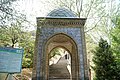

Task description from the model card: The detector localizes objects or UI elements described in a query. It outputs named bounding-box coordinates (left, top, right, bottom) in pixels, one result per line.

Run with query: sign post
left=0, top=47, right=24, bottom=80
left=5, top=73, right=13, bottom=80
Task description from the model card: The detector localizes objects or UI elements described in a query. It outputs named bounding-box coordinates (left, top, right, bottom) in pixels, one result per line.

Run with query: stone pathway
left=49, top=57, right=71, bottom=80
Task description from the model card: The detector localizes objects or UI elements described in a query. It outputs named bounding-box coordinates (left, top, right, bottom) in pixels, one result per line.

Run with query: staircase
left=49, top=57, right=71, bottom=80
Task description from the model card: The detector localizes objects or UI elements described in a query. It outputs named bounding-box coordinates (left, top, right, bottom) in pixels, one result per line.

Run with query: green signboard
left=0, top=47, right=23, bottom=73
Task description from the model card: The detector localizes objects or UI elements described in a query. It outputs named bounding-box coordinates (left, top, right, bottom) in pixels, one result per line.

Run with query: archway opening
left=45, top=33, right=79, bottom=80
left=49, top=47, right=71, bottom=79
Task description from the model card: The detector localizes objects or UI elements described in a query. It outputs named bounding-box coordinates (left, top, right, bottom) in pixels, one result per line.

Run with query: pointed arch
left=44, top=33, right=79, bottom=80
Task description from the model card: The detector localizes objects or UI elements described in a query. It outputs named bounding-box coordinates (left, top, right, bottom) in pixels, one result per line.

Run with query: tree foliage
left=92, top=38, right=119, bottom=80
left=20, top=31, right=35, bottom=68
left=0, top=22, right=35, bottom=68
left=0, top=21, right=23, bottom=47
left=111, top=16, right=120, bottom=78
left=0, top=0, right=16, bottom=25
left=51, top=0, right=120, bottom=42
left=0, top=0, right=26, bottom=28
left=111, top=17, right=120, bottom=57
left=49, top=48, right=61, bottom=59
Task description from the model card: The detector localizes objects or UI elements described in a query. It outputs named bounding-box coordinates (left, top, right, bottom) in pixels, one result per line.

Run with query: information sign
left=0, top=47, right=23, bottom=73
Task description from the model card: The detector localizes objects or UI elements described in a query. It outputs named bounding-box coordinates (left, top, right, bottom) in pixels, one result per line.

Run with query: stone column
left=80, top=27, right=89, bottom=80
left=32, top=27, right=41, bottom=80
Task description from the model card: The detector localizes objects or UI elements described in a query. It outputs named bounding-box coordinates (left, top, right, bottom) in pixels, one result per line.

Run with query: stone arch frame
left=44, top=33, right=80, bottom=80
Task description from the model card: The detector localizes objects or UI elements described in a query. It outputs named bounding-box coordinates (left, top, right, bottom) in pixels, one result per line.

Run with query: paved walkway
left=49, top=57, right=71, bottom=80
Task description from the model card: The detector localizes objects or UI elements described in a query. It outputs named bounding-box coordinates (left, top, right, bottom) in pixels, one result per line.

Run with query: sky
left=14, top=0, right=56, bottom=24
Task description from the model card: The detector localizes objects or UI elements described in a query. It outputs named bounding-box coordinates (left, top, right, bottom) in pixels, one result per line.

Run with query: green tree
left=20, top=31, right=35, bottom=68
left=49, top=48, right=61, bottom=59
left=111, top=17, right=120, bottom=60
left=92, top=38, right=118, bottom=80
left=111, top=16, right=120, bottom=79
left=0, top=21, right=24, bottom=47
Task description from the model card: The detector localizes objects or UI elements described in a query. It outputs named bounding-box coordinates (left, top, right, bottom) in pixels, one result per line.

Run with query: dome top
left=47, top=8, right=77, bottom=18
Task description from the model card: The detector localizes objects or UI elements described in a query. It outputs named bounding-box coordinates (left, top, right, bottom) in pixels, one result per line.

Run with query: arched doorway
left=45, top=33, right=79, bottom=80
left=49, top=47, right=71, bottom=79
